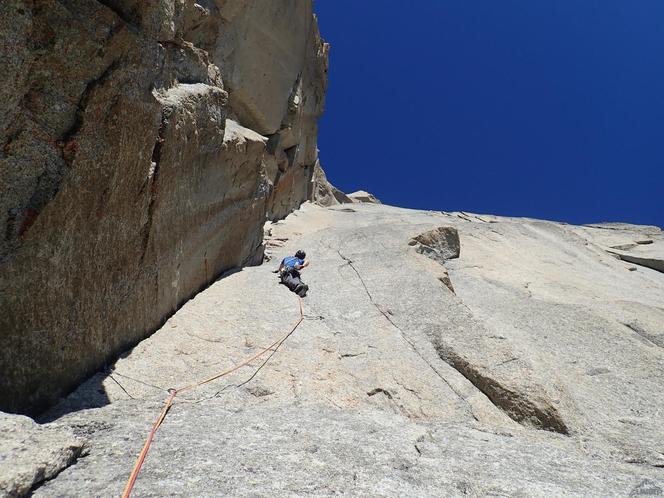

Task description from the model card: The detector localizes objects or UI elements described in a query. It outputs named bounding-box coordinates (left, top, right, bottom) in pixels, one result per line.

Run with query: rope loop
left=121, top=294, right=305, bottom=498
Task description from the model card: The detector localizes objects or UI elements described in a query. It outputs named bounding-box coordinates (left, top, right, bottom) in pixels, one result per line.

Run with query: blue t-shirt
left=282, top=256, right=304, bottom=269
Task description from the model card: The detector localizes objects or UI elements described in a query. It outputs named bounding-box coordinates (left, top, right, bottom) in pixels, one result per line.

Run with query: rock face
left=3, top=202, right=662, bottom=496
left=0, top=1, right=329, bottom=415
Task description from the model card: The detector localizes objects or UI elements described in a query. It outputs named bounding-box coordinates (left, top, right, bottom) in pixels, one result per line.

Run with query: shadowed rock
left=0, top=0, right=329, bottom=415
left=410, top=226, right=461, bottom=262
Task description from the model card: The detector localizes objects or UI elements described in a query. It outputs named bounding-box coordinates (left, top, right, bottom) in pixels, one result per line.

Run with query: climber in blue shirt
left=277, top=250, right=309, bottom=297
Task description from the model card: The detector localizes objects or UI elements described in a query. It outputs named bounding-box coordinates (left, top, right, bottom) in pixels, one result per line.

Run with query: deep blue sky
left=314, top=1, right=664, bottom=227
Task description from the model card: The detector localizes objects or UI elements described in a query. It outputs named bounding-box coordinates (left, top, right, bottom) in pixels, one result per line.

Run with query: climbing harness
left=121, top=296, right=305, bottom=498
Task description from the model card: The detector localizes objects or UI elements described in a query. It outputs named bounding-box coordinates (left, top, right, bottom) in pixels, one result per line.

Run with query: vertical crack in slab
left=139, top=109, right=167, bottom=264
left=335, top=250, right=478, bottom=420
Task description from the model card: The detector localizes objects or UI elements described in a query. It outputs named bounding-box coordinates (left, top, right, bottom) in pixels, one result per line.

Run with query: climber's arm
left=274, top=260, right=285, bottom=273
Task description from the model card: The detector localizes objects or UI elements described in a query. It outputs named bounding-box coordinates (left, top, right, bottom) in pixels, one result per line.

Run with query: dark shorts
left=280, top=270, right=308, bottom=297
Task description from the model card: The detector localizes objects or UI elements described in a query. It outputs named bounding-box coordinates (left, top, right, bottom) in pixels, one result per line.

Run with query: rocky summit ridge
left=2, top=2, right=664, bottom=497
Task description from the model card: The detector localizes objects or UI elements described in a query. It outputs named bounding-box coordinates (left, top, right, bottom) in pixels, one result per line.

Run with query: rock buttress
left=0, top=0, right=329, bottom=414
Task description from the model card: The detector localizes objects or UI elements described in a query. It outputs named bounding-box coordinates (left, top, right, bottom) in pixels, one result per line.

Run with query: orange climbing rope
left=121, top=297, right=305, bottom=498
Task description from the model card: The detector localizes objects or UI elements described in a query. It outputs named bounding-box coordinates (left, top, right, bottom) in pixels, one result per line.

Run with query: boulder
left=348, top=190, right=382, bottom=204
left=409, top=226, right=461, bottom=262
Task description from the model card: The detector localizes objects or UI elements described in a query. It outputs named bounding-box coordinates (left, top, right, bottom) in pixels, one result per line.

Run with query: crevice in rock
left=280, top=72, right=303, bottom=131
left=339, top=352, right=365, bottom=359
left=139, top=109, right=167, bottom=264
left=95, top=0, right=140, bottom=30
left=393, top=376, right=426, bottom=418
left=437, top=275, right=455, bottom=294
left=606, top=249, right=664, bottom=274
left=435, top=346, right=570, bottom=435
left=265, top=133, right=281, bottom=155
left=159, top=39, right=184, bottom=49
left=456, top=213, right=474, bottom=222
left=460, top=211, right=489, bottom=223
left=367, top=388, right=393, bottom=399
left=5, top=208, right=18, bottom=242
left=17, top=208, right=39, bottom=237
left=494, top=357, right=519, bottom=368
left=583, top=224, right=638, bottom=232
left=335, top=250, right=477, bottom=419
left=621, top=321, right=663, bottom=349
left=58, top=59, right=120, bottom=157
left=284, top=144, right=298, bottom=169
left=14, top=60, right=120, bottom=241
left=183, top=330, right=224, bottom=344
left=610, top=243, right=638, bottom=251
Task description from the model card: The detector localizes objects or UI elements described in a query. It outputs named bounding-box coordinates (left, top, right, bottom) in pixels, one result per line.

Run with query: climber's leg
left=297, top=283, right=309, bottom=297
left=281, top=272, right=302, bottom=294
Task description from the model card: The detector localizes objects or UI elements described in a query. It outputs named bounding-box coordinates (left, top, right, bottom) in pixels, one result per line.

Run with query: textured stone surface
left=445, top=211, right=664, bottom=464
left=606, top=246, right=664, bottom=273
left=0, top=413, right=85, bottom=497
left=30, top=403, right=664, bottom=498
left=214, top=0, right=328, bottom=141
left=0, top=0, right=328, bottom=414
left=607, top=241, right=664, bottom=273
left=5, top=202, right=661, bottom=496
left=410, top=226, right=461, bottom=262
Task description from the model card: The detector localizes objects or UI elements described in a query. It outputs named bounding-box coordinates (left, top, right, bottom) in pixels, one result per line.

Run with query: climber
left=277, top=250, right=309, bottom=297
